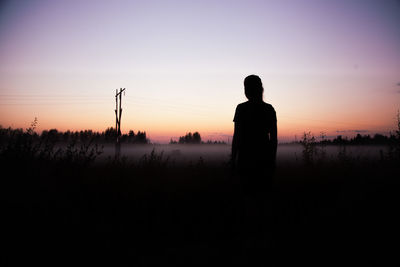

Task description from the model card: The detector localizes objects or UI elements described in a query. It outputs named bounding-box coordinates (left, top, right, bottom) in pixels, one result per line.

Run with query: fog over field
left=98, top=144, right=388, bottom=164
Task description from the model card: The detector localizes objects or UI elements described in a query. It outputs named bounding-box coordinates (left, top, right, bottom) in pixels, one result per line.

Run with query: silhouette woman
left=231, top=75, right=277, bottom=194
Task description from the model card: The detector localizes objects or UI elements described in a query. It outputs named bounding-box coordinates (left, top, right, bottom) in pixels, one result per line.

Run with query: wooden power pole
left=115, top=88, right=125, bottom=158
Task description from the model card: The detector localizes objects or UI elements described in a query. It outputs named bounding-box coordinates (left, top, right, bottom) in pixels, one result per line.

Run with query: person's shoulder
left=236, top=101, right=250, bottom=110
left=263, top=102, right=277, bottom=121
left=233, top=101, right=249, bottom=122
left=237, top=101, right=250, bottom=107
left=262, top=102, right=275, bottom=112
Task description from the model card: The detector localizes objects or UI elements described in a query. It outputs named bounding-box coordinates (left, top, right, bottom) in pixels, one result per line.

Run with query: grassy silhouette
left=2, top=119, right=400, bottom=266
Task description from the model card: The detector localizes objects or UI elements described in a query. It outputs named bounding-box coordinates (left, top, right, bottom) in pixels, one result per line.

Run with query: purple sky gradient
left=1, top=0, right=399, bottom=142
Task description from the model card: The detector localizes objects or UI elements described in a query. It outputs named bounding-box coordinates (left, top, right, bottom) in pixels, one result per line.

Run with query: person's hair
left=244, top=75, right=263, bottom=101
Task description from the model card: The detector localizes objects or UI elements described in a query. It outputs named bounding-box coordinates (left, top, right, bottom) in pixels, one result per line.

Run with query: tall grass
left=299, top=131, right=329, bottom=165
left=387, top=110, right=400, bottom=161
left=0, top=118, right=103, bottom=166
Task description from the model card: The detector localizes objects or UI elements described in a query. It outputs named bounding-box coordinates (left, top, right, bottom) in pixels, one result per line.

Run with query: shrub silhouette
left=300, top=132, right=317, bottom=164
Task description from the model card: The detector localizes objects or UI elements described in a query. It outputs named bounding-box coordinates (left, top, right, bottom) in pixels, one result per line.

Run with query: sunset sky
left=1, top=0, right=399, bottom=143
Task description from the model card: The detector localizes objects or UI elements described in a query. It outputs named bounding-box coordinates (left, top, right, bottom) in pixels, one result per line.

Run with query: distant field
left=98, top=143, right=389, bottom=164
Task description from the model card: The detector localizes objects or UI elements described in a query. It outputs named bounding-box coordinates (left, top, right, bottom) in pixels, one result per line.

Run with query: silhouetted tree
left=178, top=132, right=201, bottom=144
left=169, top=138, right=178, bottom=144
left=192, top=132, right=201, bottom=144
left=128, top=130, right=135, bottom=143
left=104, top=127, right=116, bottom=142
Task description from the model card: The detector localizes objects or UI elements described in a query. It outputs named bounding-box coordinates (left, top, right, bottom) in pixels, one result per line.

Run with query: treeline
left=295, top=133, right=400, bottom=146
left=328, top=134, right=398, bottom=145
left=169, top=132, right=226, bottom=145
left=0, top=126, right=148, bottom=144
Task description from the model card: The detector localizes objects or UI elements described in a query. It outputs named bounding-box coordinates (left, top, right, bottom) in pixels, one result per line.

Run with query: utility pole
left=115, top=88, right=125, bottom=158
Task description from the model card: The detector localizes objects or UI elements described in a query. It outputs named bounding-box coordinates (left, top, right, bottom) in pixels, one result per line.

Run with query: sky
left=0, top=0, right=399, bottom=143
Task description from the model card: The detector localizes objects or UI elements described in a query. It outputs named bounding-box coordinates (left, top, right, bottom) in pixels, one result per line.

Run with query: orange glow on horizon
left=0, top=107, right=396, bottom=144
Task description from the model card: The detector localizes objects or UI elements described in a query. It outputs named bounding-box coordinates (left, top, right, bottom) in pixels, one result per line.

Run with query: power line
left=278, top=115, right=385, bottom=128
left=0, top=93, right=392, bottom=129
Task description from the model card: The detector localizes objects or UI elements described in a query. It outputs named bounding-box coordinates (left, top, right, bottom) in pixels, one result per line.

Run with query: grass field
left=2, top=138, right=400, bottom=266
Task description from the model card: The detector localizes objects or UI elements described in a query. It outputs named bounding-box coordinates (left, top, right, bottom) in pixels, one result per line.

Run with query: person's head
left=244, top=75, right=263, bottom=101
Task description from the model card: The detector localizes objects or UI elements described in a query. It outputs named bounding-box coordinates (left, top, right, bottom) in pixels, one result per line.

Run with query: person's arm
left=231, top=105, right=241, bottom=169
left=270, top=111, right=278, bottom=162
left=231, top=122, right=240, bottom=166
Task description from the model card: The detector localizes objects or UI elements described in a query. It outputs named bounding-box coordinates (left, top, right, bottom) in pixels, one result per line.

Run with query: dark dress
left=233, top=100, right=277, bottom=193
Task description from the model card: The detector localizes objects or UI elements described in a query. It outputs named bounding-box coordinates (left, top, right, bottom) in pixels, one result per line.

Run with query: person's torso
left=236, top=101, right=275, bottom=149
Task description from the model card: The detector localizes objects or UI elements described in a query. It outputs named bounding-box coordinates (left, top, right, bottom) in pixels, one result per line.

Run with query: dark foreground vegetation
left=2, top=126, right=400, bottom=266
